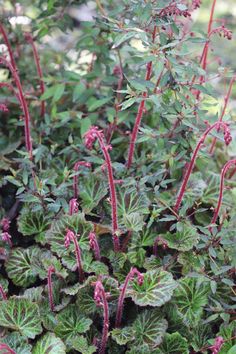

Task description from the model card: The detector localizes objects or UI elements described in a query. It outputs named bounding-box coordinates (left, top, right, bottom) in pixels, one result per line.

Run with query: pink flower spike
left=84, top=126, right=120, bottom=252
left=93, top=280, right=109, bottom=354
left=47, top=265, right=55, bottom=311
left=0, top=217, right=10, bottom=231
left=1, top=232, right=12, bottom=247
left=209, top=336, right=224, bottom=354
left=115, top=267, right=143, bottom=327
left=69, top=198, right=79, bottom=216
left=89, top=231, right=101, bottom=261
left=209, top=159, right=236, bottom=233
left=0, top=103, right=9, bottom=112
left=64, top=229, right=84, bottom=282
left=174, top=121, right=232, bottom=211
left=73, top=161, right=91, bottom=199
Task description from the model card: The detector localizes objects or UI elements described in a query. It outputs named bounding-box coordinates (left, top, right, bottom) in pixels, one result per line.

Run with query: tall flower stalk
left=0, top=56, right=33, bottom=160
left=0, top=25, right=33, bottom=160
left=126, top=25, right=157, bottom=169
left=73, top=161, right=91, bottom=199
left=0, top=284, right=7, bottom=300
left=0, top=23, right=17, bottom=71
left=115, top=267, right=144, bottom=328
left=84, top=126, right=120, bottom=252
left=25, top=32, right=45, bottom=117
left=93, top=279, right=110, bottom=354
left=174, top=121, right=232, bottom=211
left=64, top=229, right=84, bottom=282
left=209, top=159, right=236, bottom=233
left=47, top=265, right=55, bottom=311
left=209, top=75, right=236, bottom=153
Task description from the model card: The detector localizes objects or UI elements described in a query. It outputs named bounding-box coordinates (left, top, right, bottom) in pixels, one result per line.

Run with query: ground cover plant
left=0, top=0, right=236, bottom=353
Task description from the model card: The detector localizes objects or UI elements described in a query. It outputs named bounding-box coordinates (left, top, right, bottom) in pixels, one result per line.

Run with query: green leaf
left=227, top=345, right=236, bottom=354
left=79, top=175, right=108, bottom=213
left=53, top=84, right=65, bottom=102
left=0, top=298, right=42, bottom=339
left=5, top=247, right=41, bottom=287
left=45, top=213, right=93, bottom=257
left=69, top=336, right=96, bottom=354
left=112, top=31, right=137, bottom=49
left=162, top=223, right=199, bottom=251
left=88, top=97, right=112, bottom=112
left=112, top=327, right=135, bottom=345
left=155, top=332, right=188, bottom=354
left=54, top=304, right=92, bottom=344
left=172, top=278, right=210, bottom=326
left=32, top=333, right=66, bottom=354
left=18, top=210, right=51, bottom=240
left=0, top=332, right=32, bottom=354
left=127, top=269, right=177, bottom=307
left=132, top=309, right=167, bottom=347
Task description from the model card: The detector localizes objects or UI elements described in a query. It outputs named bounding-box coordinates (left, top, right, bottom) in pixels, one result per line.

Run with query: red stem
left=71, top=233, right=84, bottom=282
left=0, top=284, right=7, bottom=300
left=174, top=122, right=230, bottom=211
left=126, top=26, right=157, bottom=169
left=0, top=23, right=17, bottom=71
left=73, top=161, right=91, bottom=199
left=209, top=76, right=236, bottom=154
left=25, top=33, right=45, bottom=117
left=209, top=159, right=236, bottom=232
left=47, top=266, right=55, bottom=311
left=95, top=134, right=120, bottom=252
left=94, top=281, right=109, bottom=354
left=0, top=343, right=16, bottom=354
left=115, top=268, right=143, bottom=327
left=0, top=56, right=33, bottom=160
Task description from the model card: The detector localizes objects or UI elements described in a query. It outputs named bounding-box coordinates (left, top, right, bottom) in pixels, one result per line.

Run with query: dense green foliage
left=0, top=0, right=236, bottom=353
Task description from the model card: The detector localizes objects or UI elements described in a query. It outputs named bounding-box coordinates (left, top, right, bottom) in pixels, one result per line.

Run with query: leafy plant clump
left=0, top=0, right=236, bottom=353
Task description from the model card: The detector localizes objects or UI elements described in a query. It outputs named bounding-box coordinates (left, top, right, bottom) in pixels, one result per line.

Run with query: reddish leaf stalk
left=47, top=265, right=55, bottom=311
left=209, top=75, right=236, bottom=154
left=25, top=32, right=45, bottom=117
left=0, top=343, right=16, bottom=354
left=126, top=26, right=157, bottom=169
left=89, top=231, right=101, bottom=261
left=0, top=56, right=33, bottom=160
left=209, top=159, right=236, bottom=233
left=84, top=126, right=120, bottom=252
left=115, top=267, right=144, bottom=328
left=93, top=280, right=110, bottom=354
left=174, top=121, right=232, bottom=211
left=0, top=23, right=17, bottom=71
left=64, top=229, right=84, bottom=282
left=0, top=284, right=7, bottom=300
left=73, top=161, right=91, bottom=199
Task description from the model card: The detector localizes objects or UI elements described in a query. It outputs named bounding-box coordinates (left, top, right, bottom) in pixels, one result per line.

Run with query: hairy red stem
left=65, top=229, right=84, bottom=282
left=84, top=127, right=120, bottom=252
left=47, top=265, right=55, bottom=311
left=0, top=343, right=16, bottom=354
left=0, top=56, right=33, bottom=159
left=115, top=268, right=143, bottom=327
left=0, top=23, right=17, bottom=71
left=93, top=280, right=109, bottom=354
left=126, top=26, right=157, bottom=169
left=25, top=33, right=45, bottom=117
left=89, top=231, right=101, bottom=261
left=209, top=159, right=236, bottom=232
left=0, top=284, right=7, bottom=300
left=209, top=75, right=236, bottom=153
left=174, top=121, right=232, bottom=211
